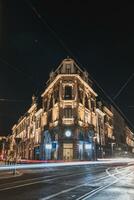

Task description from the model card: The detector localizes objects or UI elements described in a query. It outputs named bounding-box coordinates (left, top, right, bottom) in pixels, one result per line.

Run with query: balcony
left=62, top=117, right=74, bottom=125
left=49, top=121, right=58, bottom=128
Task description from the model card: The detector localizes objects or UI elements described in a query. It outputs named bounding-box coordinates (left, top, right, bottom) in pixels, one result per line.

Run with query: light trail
left=0, top=158, right=133, bottom=171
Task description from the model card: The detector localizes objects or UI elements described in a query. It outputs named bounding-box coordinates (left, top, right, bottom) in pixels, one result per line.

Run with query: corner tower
left=41, top=58, right=98, bottom=160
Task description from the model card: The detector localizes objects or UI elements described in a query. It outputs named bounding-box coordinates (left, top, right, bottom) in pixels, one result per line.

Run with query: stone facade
left=10, top=58, right=134, bottom=161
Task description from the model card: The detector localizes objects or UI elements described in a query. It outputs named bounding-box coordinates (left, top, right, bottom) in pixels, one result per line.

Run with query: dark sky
left=0, top=0, right=134, bottom=135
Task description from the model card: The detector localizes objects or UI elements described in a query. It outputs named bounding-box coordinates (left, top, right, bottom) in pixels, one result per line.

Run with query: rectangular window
left=66, top=64, right=71, bottom=74
left=54, top=89, right=59, bottom=104
left=48, top=110, right=52, bottom=122
left=64, top=108, right=73, bottom=118
left=43, top=100, right=47, bottom=110
left=91, top=100, right=95, bottom=112
left=64, top=86, right=72, bottom=100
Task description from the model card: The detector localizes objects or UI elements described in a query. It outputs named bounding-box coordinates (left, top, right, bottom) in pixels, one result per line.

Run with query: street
left=0, top=159, right=134, bottom=200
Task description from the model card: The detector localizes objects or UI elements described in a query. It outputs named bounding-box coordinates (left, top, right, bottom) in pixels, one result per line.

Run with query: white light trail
left=0, top=158, right=134, bottom=171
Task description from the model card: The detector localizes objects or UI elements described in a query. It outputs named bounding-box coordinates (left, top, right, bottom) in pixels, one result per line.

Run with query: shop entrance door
left=63, top=144, right=73, bottom=161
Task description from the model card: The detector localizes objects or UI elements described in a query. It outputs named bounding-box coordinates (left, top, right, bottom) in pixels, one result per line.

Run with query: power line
left=113, top=73, right=134, bottom=100
left=0, top=57, right=33, bottom=80
left=25, top=0, right=76, bottom=58
left=0, top=98, right=30, bottom=103
left=0, top=56, right=41, bottom=96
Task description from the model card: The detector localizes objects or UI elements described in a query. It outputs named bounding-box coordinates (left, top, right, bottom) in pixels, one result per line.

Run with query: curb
left=0, top=170, right=23, bottom=180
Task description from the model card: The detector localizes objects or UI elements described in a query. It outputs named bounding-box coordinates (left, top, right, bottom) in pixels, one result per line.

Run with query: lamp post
left=93, top=136, right=97, bottom=161
left=110, top=142, right=116, bottom=157
left=14, top=138, right=21, bottom=175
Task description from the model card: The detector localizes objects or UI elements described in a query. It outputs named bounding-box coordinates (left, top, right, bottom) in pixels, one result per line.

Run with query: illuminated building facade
left=11, top=96, right=43, bottom=160
left=11, top=58, right=134, bottom=161
left=40, top=58, right=98, bottom=160
left=0, top=136, right=7, bottom=160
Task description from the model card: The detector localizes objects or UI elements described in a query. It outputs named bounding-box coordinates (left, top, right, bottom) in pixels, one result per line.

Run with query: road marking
left=40, top=165, right=132, bottom=200
left=0, top=171, right=92, bottom=192
left=0, top=177, right=59, bottom=191
left=40, top=168, right=115, bottom=200
left=39, top=175, right=110, bottom=200
left=40, top=183, right=88, bottom=200
left=0, top=166, right=106, bottom=188
left=0, top=175, right=53, bottom=188
left=106, top=168, right=118, bottom=180
left=76, top=170, right=134, bottom=200
left=0, top=171, right=22, bottom=180
left=0, top=168, right=107, bottom=191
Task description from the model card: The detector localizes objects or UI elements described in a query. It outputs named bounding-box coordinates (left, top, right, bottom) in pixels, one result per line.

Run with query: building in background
left=0, top=136, right=7, bottom=160
left=10, top=58, right=134, bottom=161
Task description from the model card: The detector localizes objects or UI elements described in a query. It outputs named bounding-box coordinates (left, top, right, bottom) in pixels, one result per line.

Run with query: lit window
left=64, top=108, right=73, bottom=118
left=78, top=88, right=83, bottom=104
left=66, top=64, right=71, bottom=74
left=54, top=89, right=59, bottom=104
left=64, top=86, right=72, bottom=100
left=85, top=95, right=89, bottom=109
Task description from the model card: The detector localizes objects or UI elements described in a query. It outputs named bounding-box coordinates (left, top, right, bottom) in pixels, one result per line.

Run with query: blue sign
left=35, top=148, right=40, bottom=154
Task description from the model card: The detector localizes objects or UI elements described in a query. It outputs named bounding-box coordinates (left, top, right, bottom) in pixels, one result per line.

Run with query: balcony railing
left=62, top=117, right=74, bottom=125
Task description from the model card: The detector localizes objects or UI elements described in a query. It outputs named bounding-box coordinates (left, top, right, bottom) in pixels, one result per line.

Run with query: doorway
left=63, top=143, right=73, bottom=161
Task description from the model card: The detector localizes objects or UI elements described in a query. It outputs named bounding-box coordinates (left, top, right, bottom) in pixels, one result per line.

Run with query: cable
left=90, top=77, right=134, bottom=130
left=25, top=0, right=76, bottom=59
left=113, top=73, right=134, bottom=100
left=0, top=56, right=41, bottom=96
left=0, top=57, right=33, bottom=80
left=0, top=98, right=30, bottom=103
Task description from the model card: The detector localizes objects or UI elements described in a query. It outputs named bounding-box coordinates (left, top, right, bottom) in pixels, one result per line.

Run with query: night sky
left=0, top=0, right=134, bottom=135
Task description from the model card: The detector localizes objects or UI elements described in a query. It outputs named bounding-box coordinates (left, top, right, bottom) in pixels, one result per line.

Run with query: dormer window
left=66, top=64, right=71, bottom=74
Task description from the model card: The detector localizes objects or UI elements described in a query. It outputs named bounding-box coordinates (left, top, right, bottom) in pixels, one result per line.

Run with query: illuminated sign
left=85, top=144, right=92, bottom=149
left=45, top=144, right=52, bottom=149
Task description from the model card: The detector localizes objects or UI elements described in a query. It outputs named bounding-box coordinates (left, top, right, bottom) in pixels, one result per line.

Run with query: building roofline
left=41, top=74, right=98, bottom=97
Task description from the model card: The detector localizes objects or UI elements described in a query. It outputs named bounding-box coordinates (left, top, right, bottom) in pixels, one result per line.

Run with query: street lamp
left=110, top=142, right=116, bottom=157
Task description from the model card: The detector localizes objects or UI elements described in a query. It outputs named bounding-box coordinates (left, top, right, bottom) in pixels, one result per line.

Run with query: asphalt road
left=0, top=160, right=134, bottom=200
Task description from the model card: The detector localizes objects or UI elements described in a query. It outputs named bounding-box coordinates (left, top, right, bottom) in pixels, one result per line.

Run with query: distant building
left=0, top=136, right=7, bottom=160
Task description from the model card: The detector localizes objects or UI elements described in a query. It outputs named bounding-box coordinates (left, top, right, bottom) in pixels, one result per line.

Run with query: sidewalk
left=0, top=171, right=17, bottom=179
left=0, top=162, right=22, bottom=179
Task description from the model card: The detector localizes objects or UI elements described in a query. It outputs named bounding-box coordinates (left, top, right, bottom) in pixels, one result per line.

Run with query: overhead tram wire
left=25, top=0, right=76, bottom=59
left=0, top=57, right=39, bottom=95
left=113, top=73, right=134, bottom=100
left=89, top=76, right=134, bottom=130
left=25, top=1, right=134, bottom=130
left=0, top=57, right=32, bottom=80
left=0, top=98, right=31, bottom=103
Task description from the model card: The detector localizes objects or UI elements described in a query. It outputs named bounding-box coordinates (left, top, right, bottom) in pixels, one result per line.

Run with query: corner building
left=13, top=58, right=134, bottom=161
left=41, top=58, right=98, bottom=160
